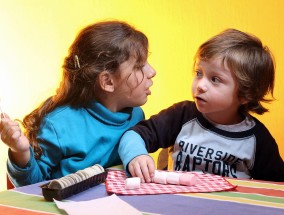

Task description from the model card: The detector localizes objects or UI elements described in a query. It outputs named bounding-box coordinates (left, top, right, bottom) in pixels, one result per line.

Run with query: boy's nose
left=197, top=84, right=207, bottom=92
left=196, top=79, right=208, bottom=92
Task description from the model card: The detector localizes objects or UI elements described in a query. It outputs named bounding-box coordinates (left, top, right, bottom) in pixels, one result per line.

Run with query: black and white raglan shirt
left=119, top=101, right=284, bottom=181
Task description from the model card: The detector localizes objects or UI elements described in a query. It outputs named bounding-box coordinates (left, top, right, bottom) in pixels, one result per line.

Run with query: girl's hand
left=0, top=113, right=30, bottom=166
left=128, top=155, right=156, bottom=183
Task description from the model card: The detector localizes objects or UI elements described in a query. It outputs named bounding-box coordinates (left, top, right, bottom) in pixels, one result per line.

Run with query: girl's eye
left=135, top=65, right=145, bottom=71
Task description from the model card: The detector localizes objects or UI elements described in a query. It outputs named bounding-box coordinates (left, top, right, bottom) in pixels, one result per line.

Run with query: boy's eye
left=195, top=70, right=202, bottom=77
left=211, top=76, right=220, bottom=83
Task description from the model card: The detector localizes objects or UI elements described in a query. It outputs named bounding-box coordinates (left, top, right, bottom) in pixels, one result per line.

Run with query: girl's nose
left=144, top=63, right=156, bottom=78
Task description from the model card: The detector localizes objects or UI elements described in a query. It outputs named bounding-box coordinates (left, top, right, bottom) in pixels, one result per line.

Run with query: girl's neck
left=95, top=93, right=123, bottom=113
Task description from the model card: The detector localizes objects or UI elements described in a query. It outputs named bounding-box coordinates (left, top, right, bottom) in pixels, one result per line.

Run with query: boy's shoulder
left=157, top=100, right=199, bottom=122
left=249, top=114, right=271, bottom=132
left=174, top=100, right=195, bottom=106
left=171, top=100, right=198, bottom=112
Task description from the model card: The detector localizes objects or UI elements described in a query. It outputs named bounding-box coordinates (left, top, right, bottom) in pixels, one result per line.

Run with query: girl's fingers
left=0, top=113, right=10, bottom=120
left=0, top=120, right=22, bottom=146
left=0, top=113, right=5, bottom=119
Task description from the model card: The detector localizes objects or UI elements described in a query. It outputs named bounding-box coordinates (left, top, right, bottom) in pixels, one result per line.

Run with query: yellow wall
left=0, top=0, right=284, bottom=191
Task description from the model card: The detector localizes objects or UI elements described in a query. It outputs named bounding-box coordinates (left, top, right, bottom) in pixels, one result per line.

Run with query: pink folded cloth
left=105, top=170, right=236, bottom=195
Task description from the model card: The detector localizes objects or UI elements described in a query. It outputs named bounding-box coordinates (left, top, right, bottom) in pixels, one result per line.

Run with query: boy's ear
left=98, top=71, right=115, bottom=92
left=240, top=97, right=249, bottom=105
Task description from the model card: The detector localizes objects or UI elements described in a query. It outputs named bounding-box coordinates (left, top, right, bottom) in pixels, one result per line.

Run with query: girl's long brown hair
left=23, top=21, right=148, bottom=159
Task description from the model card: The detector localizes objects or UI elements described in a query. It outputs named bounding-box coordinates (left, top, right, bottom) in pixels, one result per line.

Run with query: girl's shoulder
left=45, top=105, right=77, bottom=118
left=42, top=106, right=86, bottom=125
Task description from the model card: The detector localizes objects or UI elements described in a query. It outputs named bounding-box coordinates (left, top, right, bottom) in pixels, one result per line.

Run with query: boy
left=118, top=28, right=284, bottom=183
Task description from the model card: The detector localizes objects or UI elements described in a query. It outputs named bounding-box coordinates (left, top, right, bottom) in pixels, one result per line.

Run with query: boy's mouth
left=195, top=96, right=206, bottom=102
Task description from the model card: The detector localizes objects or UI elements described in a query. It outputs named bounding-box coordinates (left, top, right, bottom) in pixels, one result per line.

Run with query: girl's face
left=112, top=57, right=156, bottom=111
left=192, top=57, right=245, bottom=125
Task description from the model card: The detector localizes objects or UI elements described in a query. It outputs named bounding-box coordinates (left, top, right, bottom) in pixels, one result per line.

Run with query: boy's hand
left=128, top=155, right=156, bottom=183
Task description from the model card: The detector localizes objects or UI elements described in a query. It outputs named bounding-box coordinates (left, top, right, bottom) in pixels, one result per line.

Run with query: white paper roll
left=152, top=170, right=199, bottom=187
left=179, top=173, right=198, bottom=186
left=166, top=172, right=180, bottom=185
left=125, top=177, right=141, bottom=190
left=153, top=170, right=168, bottom=184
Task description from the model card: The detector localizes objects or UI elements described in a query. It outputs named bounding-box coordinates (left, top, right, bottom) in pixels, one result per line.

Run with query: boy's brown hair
left=195, top=28, right=275, bottom=115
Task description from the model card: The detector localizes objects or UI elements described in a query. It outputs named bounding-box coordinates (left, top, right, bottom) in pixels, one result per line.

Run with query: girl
left=119, top=28, right=284, bottom=183
left=0, top=20, right=156, bottom=187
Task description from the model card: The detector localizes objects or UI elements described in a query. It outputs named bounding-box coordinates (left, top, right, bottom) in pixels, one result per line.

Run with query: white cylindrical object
left=153, top=170, right=168, bottom=184
left=179, top=173, right=199, bottom=186
left=166, top=172, right=180, bottom=185
left=125, top=177, right=141, bottom=190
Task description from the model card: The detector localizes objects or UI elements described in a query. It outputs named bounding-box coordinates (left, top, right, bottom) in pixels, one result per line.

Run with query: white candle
left=179, top=173, right=199, bottom=186
left=153, top=170, right=168, bottom=184
left=166, top=172, right=180, bottom=185
left=125, top=177, right=141, bottom=189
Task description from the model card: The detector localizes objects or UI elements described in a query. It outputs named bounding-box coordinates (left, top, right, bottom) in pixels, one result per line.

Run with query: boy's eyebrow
left=194, top=61, right=204, bottom=70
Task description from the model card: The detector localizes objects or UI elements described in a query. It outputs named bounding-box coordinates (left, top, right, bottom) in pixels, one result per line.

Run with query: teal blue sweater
left=7, top=101, right=144, bottom=187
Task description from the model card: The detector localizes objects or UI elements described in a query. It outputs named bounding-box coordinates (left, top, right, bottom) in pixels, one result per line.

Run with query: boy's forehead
left=196, top=56, right=232, bottom=73
left=202, top=54, right=229, bottom=64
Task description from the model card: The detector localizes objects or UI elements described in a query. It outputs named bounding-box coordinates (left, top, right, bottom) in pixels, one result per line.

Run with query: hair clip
left=74, top=55, right=81, bottom=69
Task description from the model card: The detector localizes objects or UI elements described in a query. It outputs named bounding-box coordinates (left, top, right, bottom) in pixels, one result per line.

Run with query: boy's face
left=192, top=57, right=245, bottom=125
